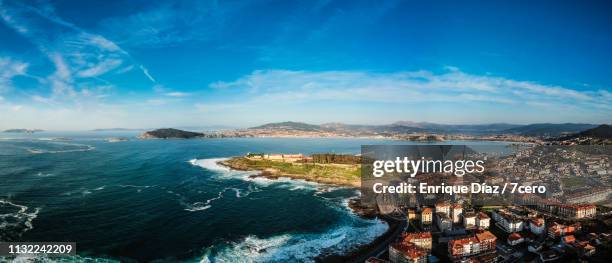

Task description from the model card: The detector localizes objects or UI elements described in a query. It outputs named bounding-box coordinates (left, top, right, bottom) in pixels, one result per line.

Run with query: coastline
left=317, top=215, right=403, bottom=263
left=218, top=158, right=362, bottom=187
left=218, top=158, right=402, bottom=262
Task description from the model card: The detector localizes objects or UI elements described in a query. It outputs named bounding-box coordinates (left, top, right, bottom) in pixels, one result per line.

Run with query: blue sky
left=0, top=0, right=610, bottom=130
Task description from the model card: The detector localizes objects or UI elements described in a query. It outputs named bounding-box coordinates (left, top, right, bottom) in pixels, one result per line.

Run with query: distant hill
left=559, top=124, right=612, bottom=140
left=247, top=121, right=600, bottom=137
left=502, top=123, right=597, bottom=137
left=3, top=129, right=44, bottom=133
left=139, top=128, right=204, bottom=139
left=251, top=121, right=521, bottom=135
left=392, top=122, right=522, bottom=134
left=251, top=121, right=322, bottom=132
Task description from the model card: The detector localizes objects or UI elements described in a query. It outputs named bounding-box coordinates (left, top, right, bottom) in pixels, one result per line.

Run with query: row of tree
left=309, top=154, right=361, bottom=164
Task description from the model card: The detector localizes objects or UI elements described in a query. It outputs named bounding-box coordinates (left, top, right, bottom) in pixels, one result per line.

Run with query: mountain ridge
left=247, top=121, right=598, bottom=136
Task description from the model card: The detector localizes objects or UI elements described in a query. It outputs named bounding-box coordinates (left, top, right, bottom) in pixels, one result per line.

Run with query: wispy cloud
left=165, top=92, right=190, bottom=97
left=140, top=65, right=156, bottom=82
left=0, top=57, right=28, bottom=92
left=0, top=0, right=156, bottom=102
left=97, top=1, right=226, bottom=48
left=210, top=69, right=608, bottom=105
left=201, top=68, right=611, bottom=124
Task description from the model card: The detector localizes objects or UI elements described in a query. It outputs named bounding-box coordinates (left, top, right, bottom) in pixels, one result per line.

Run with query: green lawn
left=224, top=157, right=361, bottom=180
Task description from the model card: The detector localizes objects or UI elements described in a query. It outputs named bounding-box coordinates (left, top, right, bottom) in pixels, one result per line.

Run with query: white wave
left=6, top=254, right=120, bottom=263
left=0, top=200, right=40, bottom=238
left=189, top=158, right=230, bottom=172
left=229, top=188, right=242, bottom=198
left=61, top=186, right=106, bottom=197
left=198, top=217, right=388, bottom=263
left=27, top=145, right=95, bottom=154
left=27, top=141, right=94, bottom=154
left=181, top=187, right=235, bottom=212
left=35, top=172, right=54, bottom=177
left=189, top=158, right=281, bottom=188
left=184, top=202, right=212, bottom=212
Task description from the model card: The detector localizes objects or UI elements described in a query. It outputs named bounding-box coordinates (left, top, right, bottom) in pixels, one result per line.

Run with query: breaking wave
left=27, top=142, right=94, bottom=154
left=0, top=200, right=40, bottom=241
left=3, top=254, right=119, bottom=262
left=188, top=158, right=230, bottom=172
left=198, top=217, right=388, bottom=263
left=177, top=185, right=259, bottom=212
left=189, top=158, right=388, bottom=263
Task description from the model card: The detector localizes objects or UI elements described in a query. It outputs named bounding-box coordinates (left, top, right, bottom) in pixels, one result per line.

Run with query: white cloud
left=0, top=57, right=28, bottom=92
left=211, top=69, right=608, bottom=106
left=0, top=0, right=156, bottom=94
left=97, top=2, right=226, bottom=48
left=165, top=92, right=190, bottom=97
left=200, top=68, right=611, bottom=125
left=47, top=53, right=75, bottom=97
left=77, top=58, right=123, bottom=78
left=140, top=65, right=156, bottom=82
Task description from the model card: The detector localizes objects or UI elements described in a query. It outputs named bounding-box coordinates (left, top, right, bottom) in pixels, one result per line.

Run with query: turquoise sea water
left=0, top=132, right=510, bottom=262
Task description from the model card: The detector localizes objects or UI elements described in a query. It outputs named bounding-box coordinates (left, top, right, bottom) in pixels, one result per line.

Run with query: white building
left=492, top=209, right=524, bottom=233
left=476, top=212, right=490, bottom=229
left=451, top=204, right=462, bottom=224
left=463, top=212, right=477, bottom=229
left=435, top=201, right=451, bottom=216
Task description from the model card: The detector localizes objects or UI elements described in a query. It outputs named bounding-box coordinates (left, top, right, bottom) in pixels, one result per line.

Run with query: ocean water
left=0, top=132, right=510, bottom=262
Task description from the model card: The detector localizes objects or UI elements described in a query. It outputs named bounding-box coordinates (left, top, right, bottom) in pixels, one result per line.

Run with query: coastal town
left=362, top=199, right=608, bottom=263
left=363, top=145, right=610, bottom=263
left=215, top=142, right=610, bottom=263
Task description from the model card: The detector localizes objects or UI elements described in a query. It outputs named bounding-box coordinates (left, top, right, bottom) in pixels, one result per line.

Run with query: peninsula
left=219, top=153, right=362, bottom=187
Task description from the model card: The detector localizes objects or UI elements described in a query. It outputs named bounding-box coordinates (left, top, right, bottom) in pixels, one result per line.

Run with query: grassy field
left=223, top=157, right=361, bottom=182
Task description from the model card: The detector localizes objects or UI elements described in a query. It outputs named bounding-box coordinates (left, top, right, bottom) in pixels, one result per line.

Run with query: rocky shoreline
left=218, top=158, right=400, bottom=263
left=218, top=159, right=361, bottom=187
left=317, top=215, right=402, bottom=263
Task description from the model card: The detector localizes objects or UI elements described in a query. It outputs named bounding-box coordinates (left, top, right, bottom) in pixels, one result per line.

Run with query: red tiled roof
left=477, top=212, right=490, bottom=219
left=562, top=235, right=576, bottom=243
left=403, top=232, right=432, bottom=241
left=391, top=243, right=427, bottom=259
left=508, top=233, right=522, bottom=241
left=476, top=230, right=497, bottom=242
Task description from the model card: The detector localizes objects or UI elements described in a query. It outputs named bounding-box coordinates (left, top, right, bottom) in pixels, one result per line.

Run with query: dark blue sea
left=0, top=132, right=511, bottom=262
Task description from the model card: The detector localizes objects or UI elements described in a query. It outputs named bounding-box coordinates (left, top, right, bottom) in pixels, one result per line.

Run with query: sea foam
left=0, top=200, right=40, bottom=240
left=188, top=158, right=230, bottom=172
left=198, top=217, right=388, bottom=263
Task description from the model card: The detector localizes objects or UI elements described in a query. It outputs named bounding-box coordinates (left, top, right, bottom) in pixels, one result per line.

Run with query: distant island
left=137, top=121, right=609, bottom=144
left=138, top=128, right=204, bottom=139
left=3, top=129, right=44, bottom=133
